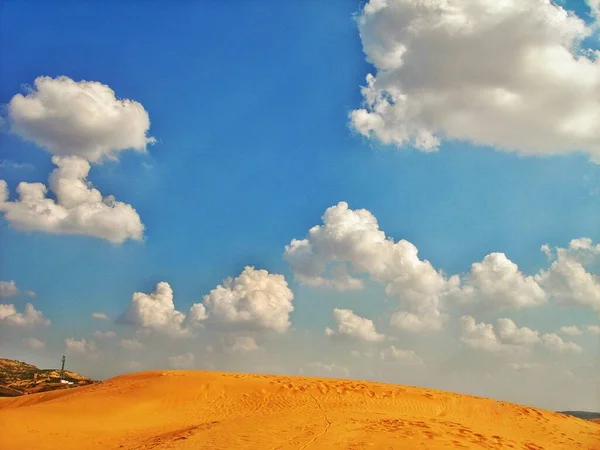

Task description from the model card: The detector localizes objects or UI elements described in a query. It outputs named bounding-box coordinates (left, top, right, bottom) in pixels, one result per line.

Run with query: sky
left=1, top=0, right=600, bottom=412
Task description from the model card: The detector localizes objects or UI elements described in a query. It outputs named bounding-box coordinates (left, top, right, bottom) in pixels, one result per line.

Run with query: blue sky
left=1, top=0, right=600, bottom=411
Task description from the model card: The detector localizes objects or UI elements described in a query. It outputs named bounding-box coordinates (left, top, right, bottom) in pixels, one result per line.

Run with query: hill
left=559, top=411, right=600, bottom=421
left=0, top=358, right=96, bottom=396
left=0, top=370, right=598, bottom=449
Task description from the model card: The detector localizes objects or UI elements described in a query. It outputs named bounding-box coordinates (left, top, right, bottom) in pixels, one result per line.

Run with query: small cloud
left=23, top=337, right=46, bottom=349
left=223, top=336, right=259, bottom=353
left=92, top=312, right=109, bottom=320
left=0, top=160, right=34, bottom=170
left=558, top=326, right=583, bottom=336
left=120, top=338, right=144, bottom=350
left=65, top=337, right=97, bottom=354
left=92, top=330, right=116, bottom=339
left=587, top=325, right=600, bottom=335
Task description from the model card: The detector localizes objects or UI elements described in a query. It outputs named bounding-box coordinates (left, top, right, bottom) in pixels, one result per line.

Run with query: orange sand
left=1, top=370, right=598, bottom=449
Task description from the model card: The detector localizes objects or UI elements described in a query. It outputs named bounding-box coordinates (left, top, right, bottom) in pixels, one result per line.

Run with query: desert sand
left=1, top=370, right=598, bottom=449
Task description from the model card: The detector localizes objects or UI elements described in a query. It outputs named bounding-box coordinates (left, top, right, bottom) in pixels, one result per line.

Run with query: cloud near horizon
left=351, top=0, right=600, bottom=162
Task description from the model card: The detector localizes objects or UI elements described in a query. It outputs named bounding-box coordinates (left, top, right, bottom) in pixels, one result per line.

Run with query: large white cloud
left=285, top=202, right=456, bottom=332
left=8, top=76, right=155, bottom=163
left=351, top=0, right=600, bottom=161
left=119, top=282, right=188, bottom=336
left=202, top=266, right=294, bottom=333
left=285, top=202, right=553, bottom=333
left=536, top=238, right=600, bottom=311
left=0, top=303, right=50, bottom=327
left=449, top=253, right=547, bottom=313
left=0, top=156, right=144, bottom=243
left=325, top=308, right=385, bottom=342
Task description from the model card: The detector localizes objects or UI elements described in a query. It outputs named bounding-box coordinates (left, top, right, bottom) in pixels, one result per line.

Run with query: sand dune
left=1, top=370, right=598, bottom=449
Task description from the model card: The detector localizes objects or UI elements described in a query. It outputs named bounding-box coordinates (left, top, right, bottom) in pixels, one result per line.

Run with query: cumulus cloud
left=168, top=352, right=195, bottom=369
left=0, top=281, right=18, bottom=298
left=120, top=338, right=144, bottom=350
left=449, top=253, right=547, bottom=313
left=92, top=330, right=116, bottom=339
left=119, top=282, right=187, bottom=336
left=285, top=202, right=455, bottom=332
left=541, top=333, right=582, bottom=353
left=351, top=0, right=600, bottom=162
left=460, top=316, right=540, bottom=353
left=0, top=156, right=144, bottom=243
left=286, top=202, right=552, bottom=333
left=587, top=325, right=600, bottom=335
left=379, top=345, right=422, bottom=364
left=8, top=76, right=155, bottom=163
left=23, top=337, right=46, bottom=349
left=325, top=308, right=385, bottom=342
left=92, top=312, right=109, bottom=320
left=65, top=337, right=97, bottom=354
left=496, top=318, right=541, bottom=346
left=202, top=266, right=294, bottom=333
left=222, top=336, right=259, bottom=353
left=536, top=238, right=600, bottom=311
left=559, top=325, right=583, bottom=336
left=0, top=303, right=50, bottom=327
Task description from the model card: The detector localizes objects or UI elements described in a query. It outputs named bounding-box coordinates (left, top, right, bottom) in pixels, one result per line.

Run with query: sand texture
left=1, top=370, right=598, bottom=449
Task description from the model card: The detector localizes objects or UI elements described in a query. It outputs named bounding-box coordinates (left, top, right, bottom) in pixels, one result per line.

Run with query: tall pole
left=60, top=355, right=66, bottom=379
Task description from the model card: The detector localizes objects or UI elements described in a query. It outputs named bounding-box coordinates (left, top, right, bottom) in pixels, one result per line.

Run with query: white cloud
left=168, top=352, right=195, bottom=369
left=496, top=318, right=541, bottom=346
left=92, top=330, right=116, bottom=339
left=449, top=253, right=547, bottom=313
left=285, top=202, right=550, bottom=333
left=0, top=303, right=50, bottom=327
left=351, top=0, right=600, bottom=162
left=379, top=345, right=422, bottom=364
left=223, top=336, right=259, bottom=353
left=65, top=337, right=97, bottom=354
left=0, top=281, right=18, bottom=298
left=559, top=325, right=583, bottom=336
left=460, top=316, right=539, bottom=352
left=460, top=316, right=504, bottom=352
left=541, top=333, right=582, bottom=353
left=536, top=239, right=600, bottom=311
left=119, top=282, right=187, bottom=336
left=285, top=202, right=456, bottom=333
left=202, top=266, right=294, bottom=333
left=0, top=156, right=144, bottom=243
left=120, top=338, right=144, bottom=350
left=92, top=312, right=109, bottom=320
left=325, top=308, right=385, bottom=342
left=587, top=325, right=600, bottom=335
left=8, top=76, right=155, bottom=163
left=23, top=337, right=46, bottom=349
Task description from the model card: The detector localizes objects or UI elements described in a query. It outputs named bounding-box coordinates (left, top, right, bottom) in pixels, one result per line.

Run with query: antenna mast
left=60, top=354, right=66, bottom=379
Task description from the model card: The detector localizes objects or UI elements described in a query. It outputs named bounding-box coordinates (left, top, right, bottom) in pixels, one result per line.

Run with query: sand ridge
left=1, top=370, right=598, bottom=449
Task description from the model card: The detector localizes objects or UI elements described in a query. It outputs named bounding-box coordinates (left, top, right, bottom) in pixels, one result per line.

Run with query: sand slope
left=1, top=370, right=598, bottom=449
